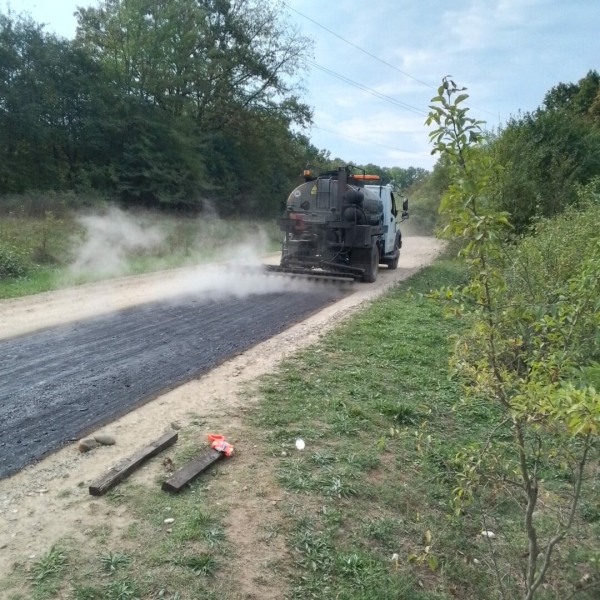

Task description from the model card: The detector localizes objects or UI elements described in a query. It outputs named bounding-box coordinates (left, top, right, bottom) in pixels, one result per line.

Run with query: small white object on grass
left=164, top=518, right=175, bottom=524
left=481, top=530, right=496, bottom=539
left=295, top=439, right=305, bottom=451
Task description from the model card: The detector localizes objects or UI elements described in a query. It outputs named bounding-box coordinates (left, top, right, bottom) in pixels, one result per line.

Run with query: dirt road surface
left=0, top=236, right=443, bottom=574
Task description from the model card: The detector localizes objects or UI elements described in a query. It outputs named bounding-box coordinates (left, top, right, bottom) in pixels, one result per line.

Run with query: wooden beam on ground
left=162, top=448, right=223, bottom=493
left=89, top=431, right=178, bottom=496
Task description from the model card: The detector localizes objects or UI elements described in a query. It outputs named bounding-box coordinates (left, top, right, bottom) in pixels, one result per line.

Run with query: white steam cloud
left=67, top=206, right=325, bottom=304
left=163, top=263, right=321, bottom=305
left=71, top=207, right=165, bottom=276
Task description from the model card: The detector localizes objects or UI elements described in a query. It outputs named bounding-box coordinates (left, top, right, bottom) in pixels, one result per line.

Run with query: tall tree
left=75, top=0, right=311, bottom=126
left=544, top=70, right=600, bottom=117
left=72, top=0, right=313, bottom=207
left=0, top=14, right=108, bottom=192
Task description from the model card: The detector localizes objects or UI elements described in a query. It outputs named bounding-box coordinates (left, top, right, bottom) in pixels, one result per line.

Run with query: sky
left=5, top=0, right=600, bottom=169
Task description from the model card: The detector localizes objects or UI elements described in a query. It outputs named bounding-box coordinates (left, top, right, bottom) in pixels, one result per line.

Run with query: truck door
left=384, top=191, right=398, bottom=254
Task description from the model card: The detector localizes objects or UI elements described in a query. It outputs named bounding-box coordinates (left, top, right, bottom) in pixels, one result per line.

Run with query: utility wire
left=285, top=2, right=499, bottom=119
left=312, top=125, right=430, bottom=157
left=284, top=2, right=433, bottom=89
left=306, top=60, right=428, bottom=116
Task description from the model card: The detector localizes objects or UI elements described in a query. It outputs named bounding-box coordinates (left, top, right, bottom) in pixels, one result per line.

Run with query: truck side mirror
left=401, top=197, right=409, bottom=221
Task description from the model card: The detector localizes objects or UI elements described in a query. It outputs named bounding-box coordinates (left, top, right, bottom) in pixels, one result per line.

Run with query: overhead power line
left=284, top=2, right=433, bottom=89
left=312, top=125, right=430, bottom=158
left=285, top=2, right=499, bottom=119
left=306, top=60, right=427, bottom=116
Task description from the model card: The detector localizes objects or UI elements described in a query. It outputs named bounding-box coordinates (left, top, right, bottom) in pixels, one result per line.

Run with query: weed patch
left=100, top=551, right=132, bottom=574
left=29, top=546, right=67, bottom=586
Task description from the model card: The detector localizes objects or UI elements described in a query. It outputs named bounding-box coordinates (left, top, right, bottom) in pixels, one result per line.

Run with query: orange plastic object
left=352, top=174, right=380, bottom=180
left=206, top=433, right=234, bottom=457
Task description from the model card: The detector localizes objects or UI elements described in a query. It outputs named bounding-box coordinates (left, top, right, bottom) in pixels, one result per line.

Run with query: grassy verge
left=0, top=212, right=281, bottom=300
left=248, top=259, right=600, bottom=599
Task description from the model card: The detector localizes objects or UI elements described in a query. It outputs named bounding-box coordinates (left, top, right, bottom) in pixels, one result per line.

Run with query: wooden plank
left=89, top=431, right=178, bottom=496
left=162, top=448, right=223, bottom=493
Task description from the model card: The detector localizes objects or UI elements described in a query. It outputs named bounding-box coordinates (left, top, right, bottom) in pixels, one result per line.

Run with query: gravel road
left=0, top=288, right=343, bottom=479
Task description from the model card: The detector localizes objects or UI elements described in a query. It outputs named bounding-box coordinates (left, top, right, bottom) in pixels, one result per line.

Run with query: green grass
left=26, top=546, right=69, bottom=598
left=99, top=551, right=132, bottom=574
left=0, top=210, right=281, bottom=299
left=250, top=259, right=600, bottom=599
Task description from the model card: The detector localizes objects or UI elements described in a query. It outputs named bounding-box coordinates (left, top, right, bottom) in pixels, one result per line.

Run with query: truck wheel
left=384, top=233, right=400, bottom=270
left=362, top=243, right=379, bottom=283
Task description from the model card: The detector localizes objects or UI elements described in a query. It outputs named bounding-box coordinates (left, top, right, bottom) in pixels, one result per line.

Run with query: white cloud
left=439, top=0, right=539, bottom=53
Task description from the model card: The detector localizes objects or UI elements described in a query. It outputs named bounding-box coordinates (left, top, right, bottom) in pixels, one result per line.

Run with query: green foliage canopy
left=411, top=70, right=600, bottom=233
left=0, top=2, right=321, bottom=214
left=428, top=77, right=600, bottom=600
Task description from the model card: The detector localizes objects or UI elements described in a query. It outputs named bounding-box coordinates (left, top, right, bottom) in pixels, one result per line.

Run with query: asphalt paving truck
left=269, top=165, right=409, bottom=283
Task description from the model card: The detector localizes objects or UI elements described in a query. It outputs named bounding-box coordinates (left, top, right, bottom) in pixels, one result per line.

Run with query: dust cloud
left=70, top=207, right=165, bottom=276
left=164, top=261, right=317, bottom=306
left=163, top=228, right=317, bottom=304
left=68, top=206, right=316, bottom=303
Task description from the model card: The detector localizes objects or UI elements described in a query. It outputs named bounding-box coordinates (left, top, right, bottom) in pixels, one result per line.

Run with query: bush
left=0, top=241, right=30, bottom=277
left=507, top=178, right=600, bottom=301
left=430, top=78, right=600, bottom=598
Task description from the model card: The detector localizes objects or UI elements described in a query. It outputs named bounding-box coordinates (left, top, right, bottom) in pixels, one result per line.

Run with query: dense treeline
left=0, top=1, right=337, bottom=215
left=410, top=70, right=600, bottom=232
left=2, top=0, right=597, bottom=232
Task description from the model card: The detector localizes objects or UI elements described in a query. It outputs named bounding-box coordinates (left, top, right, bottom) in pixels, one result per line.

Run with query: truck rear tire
left=351, top=244, right=379, bottom=283
left=362, top=244, right=379, bottom=283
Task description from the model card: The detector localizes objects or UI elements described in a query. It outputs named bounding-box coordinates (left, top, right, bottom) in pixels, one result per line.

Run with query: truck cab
left=365, top=184, right=409, bottom=262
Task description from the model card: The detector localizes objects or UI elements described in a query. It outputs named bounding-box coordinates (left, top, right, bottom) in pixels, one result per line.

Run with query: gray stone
left=78, top=439, right=98, bottom=453
left=94, top=434, right=116, bottom=446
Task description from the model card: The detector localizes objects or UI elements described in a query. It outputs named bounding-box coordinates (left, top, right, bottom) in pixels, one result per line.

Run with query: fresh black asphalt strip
left=0, top=289, right=344, bottom=480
